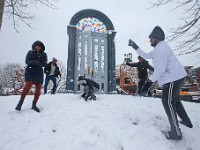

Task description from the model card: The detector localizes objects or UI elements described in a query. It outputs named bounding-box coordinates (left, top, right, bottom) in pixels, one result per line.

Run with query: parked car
left=153, top=85, right=200, bottom=103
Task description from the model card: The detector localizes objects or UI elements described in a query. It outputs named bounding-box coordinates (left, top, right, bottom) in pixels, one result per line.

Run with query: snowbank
left=0, top=94, right=199, bottom=150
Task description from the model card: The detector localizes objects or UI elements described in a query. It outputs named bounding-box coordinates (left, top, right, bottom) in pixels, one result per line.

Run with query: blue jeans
left=44, top=75, right=57, bottom=94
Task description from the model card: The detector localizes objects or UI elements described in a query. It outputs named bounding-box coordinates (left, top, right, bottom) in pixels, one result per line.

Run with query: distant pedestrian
left=15, top=41, right=47, bottom=112
left=126, top=56, right=154, bottom=96
left=128, top=26, right=193, bottom=140
left=44, top=57, right=61, bottom=94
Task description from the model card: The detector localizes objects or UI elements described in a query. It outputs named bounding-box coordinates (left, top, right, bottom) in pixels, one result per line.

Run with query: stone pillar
left=66, top=25, right=77, bottom=92
left=107, top=30, right=117, bottom=93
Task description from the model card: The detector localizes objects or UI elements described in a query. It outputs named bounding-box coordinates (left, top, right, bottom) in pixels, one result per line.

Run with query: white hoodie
left=136, top=41, right=187, bottom=86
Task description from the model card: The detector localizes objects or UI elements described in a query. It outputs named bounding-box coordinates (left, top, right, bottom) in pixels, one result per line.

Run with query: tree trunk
left=0, top=0, right=5, bottom=31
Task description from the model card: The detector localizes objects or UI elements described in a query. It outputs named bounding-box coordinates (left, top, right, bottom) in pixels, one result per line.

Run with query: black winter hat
left=78, top=76, right=85, bottom=81
left=138, top=56, right=144, bottom=59
left=32, top=41, right=45, bottom=52
left=149, top=26, right=165, bottom=40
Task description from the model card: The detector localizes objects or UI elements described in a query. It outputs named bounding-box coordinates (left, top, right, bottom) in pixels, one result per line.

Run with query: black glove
left=126, top=62, right=131, bottom=66
left=35, top=60, right=40, bottom=64
left=31, top=60, right=40, bottom=64
left=36, top=52, right=42, bottom=61
left=128, top=39, right=139, bottom=50
left=44, top=70, right=49, bottom=74
left=142, top=79, right=153, bottom=93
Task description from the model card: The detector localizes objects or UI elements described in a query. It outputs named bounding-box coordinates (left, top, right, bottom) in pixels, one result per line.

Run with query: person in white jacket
left=128, top=26, right=193, bottom=140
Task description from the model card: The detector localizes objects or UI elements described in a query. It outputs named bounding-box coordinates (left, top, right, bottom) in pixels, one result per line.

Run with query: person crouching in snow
left=15, top=41, right=47, bottom=112
left=77, top=76, right=100, bottom=101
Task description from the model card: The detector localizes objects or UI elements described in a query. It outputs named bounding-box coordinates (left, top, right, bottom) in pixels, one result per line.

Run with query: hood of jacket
left=32, top=41, right=45, bottom=52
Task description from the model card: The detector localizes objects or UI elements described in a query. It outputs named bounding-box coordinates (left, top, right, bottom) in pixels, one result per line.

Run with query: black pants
left=162, top=78, right=192, bottom=136
left=83, top=86, right=97, bottom=100
left=138, top=77, right=147, bottom=95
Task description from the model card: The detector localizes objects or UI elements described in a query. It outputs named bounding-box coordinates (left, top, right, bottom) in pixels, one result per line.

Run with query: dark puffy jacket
left=127, top=61, right=154, bottom=79
left=44, top=62, right=61, bottom=78
left=80, top=78, right=100, bottom=91
left=25, top=42, right=47, bottom=84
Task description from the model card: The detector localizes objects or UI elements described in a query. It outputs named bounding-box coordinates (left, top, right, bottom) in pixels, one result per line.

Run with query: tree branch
left=2, top=0, right=58, bottom=32
left=151, top=0, right=200, bottom=64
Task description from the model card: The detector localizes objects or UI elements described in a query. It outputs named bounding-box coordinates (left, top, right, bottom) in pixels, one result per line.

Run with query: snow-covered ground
left=0, top=94, right=199, bottom=150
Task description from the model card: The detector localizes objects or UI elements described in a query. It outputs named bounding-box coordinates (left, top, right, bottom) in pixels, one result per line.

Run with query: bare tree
left=0, top=63, right=24, bottom=95
left=1, top=0, right=58, bottom=32
left=56, top=60, right=67, bottom=93
left=151, top=0, right=200, bottom=58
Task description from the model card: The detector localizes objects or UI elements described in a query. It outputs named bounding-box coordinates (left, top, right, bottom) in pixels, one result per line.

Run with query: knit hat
left=138, top=56, right=144, bottom=59
left=138, top=56, right=146, bottom=62
left=78, top=76, right=84, bottom=81
left=52, top=57, right=57, bottom=61
left=32, top=41, right=45, bottom=52
left=149, top=26, right=165, bottom=40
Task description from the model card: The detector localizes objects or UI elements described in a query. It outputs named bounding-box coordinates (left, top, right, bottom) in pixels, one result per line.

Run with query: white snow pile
left=0, top=94, right=199, bottom=150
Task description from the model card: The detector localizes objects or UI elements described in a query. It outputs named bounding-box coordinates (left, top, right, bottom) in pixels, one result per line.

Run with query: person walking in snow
left=77, top=76, right=100, bottom=101
left=15, top=41, right=47, bottom=112
left=126, top=55, right=154, bottom=96
left=128, top=26, right=193, bottom=140
left=44, top=57, right=61, bottom=94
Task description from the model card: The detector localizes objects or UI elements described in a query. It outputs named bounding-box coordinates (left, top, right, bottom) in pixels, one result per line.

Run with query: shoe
left=81, top=93, right=86, bottom=98
left=84, top=96, right=88, bottom=101
left=90, top=97, right=96, bottom=100
left=32, top=105, right=40, bottom=112
left=15, top=99, right=24, bottom=111
left=162, top=131, right=182, bottom=140
left=180, top=120, right=193, bottom=128
left=32, top=101, right=40, bottom=112
left=90, top=94, right=96, bottom=100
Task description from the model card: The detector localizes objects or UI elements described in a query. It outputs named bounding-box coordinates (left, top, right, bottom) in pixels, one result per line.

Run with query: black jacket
left=126, top=61, right=154, bottom=79
left=80, top=78, right=100, bottom=91
left=25, top=50, right=47, bottom=84
left=44, top=62, right=61, bottom=78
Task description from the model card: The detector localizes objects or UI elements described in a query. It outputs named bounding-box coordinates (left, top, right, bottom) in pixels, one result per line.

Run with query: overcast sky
left=0, top=0, right=194, bottom=67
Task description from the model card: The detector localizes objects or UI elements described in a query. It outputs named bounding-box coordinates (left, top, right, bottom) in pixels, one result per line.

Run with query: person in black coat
left=77, top=76, right=100, bottom=101
left=15, top=41, right=47, bottom=112
left=44, top=57, right=61, bottom=94
left=126, top=56, right=154, bottom=96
